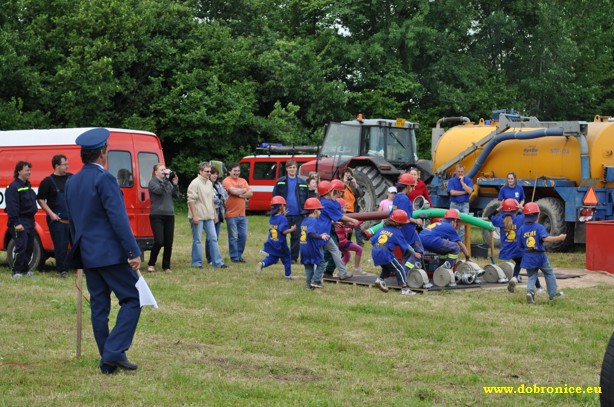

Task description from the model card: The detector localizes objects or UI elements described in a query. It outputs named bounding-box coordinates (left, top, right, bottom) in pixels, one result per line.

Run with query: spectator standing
left=65, top=128, right=142, bottom=374
left=37, top=154, right=73, bottom=278
left=498, top=172, right=525, bottom=210
left=147, top=163, right=179, bottom=273
left=6, top=161, right=37, bottom=279
left=378, top=186, right=397, bottom=212
left=517, top=203, right=566, bottom=304
left=222, top=163, right=253, bottom=263
left=407, top=167, right=431, bottom=206
left=341, top=168, right=365, bottom=246
left=447, top=164, right=473, bottom=242
left=272, top=160, right=308, bottom=263
left=206, top=166, right=228, bottom=265
left=306, top=175, right=319, bottom=199
left=187, top=162, right=227, bottom=269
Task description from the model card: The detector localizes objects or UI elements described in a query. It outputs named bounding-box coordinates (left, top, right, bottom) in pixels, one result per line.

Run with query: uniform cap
left=76, top=128, right=110, bottom=150
left=387, top=186, right=398, bottom=193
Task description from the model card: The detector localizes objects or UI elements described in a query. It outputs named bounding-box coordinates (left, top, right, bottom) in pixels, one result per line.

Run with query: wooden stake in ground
left=76, top=268, right=83, bottom=359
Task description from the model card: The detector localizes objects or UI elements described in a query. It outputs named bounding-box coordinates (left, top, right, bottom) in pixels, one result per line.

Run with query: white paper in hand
left=135, top=276, right=159, bottom=309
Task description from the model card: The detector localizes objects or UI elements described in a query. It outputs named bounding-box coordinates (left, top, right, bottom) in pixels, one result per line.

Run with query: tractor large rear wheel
left=535, top=197, right=574, bottom=252
left=352, top=166, right=392, bottom=226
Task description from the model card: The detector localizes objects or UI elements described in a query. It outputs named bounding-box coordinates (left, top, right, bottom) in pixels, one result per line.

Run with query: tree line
left=1, top=0, right=612, bottom=178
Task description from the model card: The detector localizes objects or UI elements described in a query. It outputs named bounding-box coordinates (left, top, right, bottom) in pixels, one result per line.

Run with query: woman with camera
left=147, top=163, right=179, bottom=272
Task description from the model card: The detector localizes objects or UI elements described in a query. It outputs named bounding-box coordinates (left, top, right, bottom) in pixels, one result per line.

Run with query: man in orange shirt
left=222, top=163, right=253, bottom=263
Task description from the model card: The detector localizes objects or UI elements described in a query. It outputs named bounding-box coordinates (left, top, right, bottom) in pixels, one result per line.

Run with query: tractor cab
left=300, top=116, right=427, bottom=213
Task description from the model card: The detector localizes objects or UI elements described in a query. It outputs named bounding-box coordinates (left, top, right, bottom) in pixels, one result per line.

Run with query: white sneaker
left=285, top=275, right=295, bottom=280
left=401, top=287, right=415, bottom=296
left=256, top=262, right=264, bottom=272
left=353, top=267, right=367, bottom=275
left=12, top=273, right=22, bottom=280
left=26, top=271, right=34, bottom=277
left=374, top=278, right=388, bottom=293
left=337, top=272, right=353, bottom=280
left=537, top=287, right=545, bottom=294
left=526, top=291, right=535, bottom=304
left=550, top=292, right=564, bottom=300
left=507, top=277, right=517, bottom=293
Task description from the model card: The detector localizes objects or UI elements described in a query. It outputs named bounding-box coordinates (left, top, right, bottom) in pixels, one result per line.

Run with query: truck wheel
left=7, top=237, right=43, bottom=272
left=480, top=199, right=501, bottom=247
left=601, top=331, right=614, bottom=406
left=352, top=165, right=392, bottom=214
left=535, top=197, right=574, bottom=252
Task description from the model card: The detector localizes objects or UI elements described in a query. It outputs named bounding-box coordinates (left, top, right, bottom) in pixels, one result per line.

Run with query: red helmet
left=398, top=173, right=417, bottom=186
left=331, top=179, right=345, bottom=191
left=304, top=197, right=323, bottom=210
left=271, top=196, right=287, bottom=205
left=524, top=202, right=540, bottom=215
left=444, top=209, right=461, bottom=220
left=336, top=198, right=347, bottom=207
left=390, top=209, right=410, bottom=224
left=317, top=181, right=334, bottom=196
left=502, top=198, right=517, bottom=212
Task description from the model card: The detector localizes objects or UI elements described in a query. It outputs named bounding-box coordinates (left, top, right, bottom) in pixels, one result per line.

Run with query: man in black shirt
left=37, top=154, right=72, bottom=278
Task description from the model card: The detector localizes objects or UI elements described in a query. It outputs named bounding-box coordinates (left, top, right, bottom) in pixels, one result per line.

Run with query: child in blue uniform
left=490, top=198, right=543, bottom=293
left=516, top=202, right=566, bottom=304
left=300, top=198, right=330, bottom=289
left=419, top=209, right=471, bottom=268
left=371, top=210, right=416, bottom=296
left=316, top=181, right=359, bottom=280
left=391, top=173, right=423, bottom=270
left=258, top=196, right=296, bottom=279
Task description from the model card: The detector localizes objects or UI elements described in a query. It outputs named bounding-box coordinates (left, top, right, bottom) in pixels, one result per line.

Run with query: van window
left=138, top=152, right=160, bottom=188
left=108, top=151, right=133, bottom=188
left=254, top=162, right=277, bottom=180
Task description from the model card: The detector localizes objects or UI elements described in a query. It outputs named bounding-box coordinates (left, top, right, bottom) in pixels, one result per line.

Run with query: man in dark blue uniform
left=5, top=161, right=38, bottom=279
left=37, top=154, right=73, bottom=278
left=272, top=160, right=308, bottom=263
left=66, top=128, right=142, bottom=374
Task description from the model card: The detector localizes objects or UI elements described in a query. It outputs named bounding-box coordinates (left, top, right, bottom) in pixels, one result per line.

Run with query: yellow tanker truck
left=429, top=111, right=614, bottom=251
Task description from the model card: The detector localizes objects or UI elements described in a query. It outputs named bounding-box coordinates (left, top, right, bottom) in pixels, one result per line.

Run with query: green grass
left=0, top=211, right=609, bottom=406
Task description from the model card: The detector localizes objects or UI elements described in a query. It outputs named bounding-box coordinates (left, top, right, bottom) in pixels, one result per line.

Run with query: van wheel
left=480, top=199, right=501, bottom=247
left=601, top=331, right=614, bottom=405
left=7, top=237, right=43, bottom=272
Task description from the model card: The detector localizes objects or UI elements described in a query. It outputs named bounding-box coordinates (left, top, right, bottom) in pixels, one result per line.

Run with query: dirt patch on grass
left=549, top=268, right=614, bottom=289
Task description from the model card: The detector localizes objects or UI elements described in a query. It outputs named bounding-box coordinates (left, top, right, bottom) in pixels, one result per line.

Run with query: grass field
left=0, top=211, right=610, bottom=406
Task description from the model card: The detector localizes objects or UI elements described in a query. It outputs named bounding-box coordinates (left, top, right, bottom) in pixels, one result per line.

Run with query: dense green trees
left=1, top=0, right=612, bottom=174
